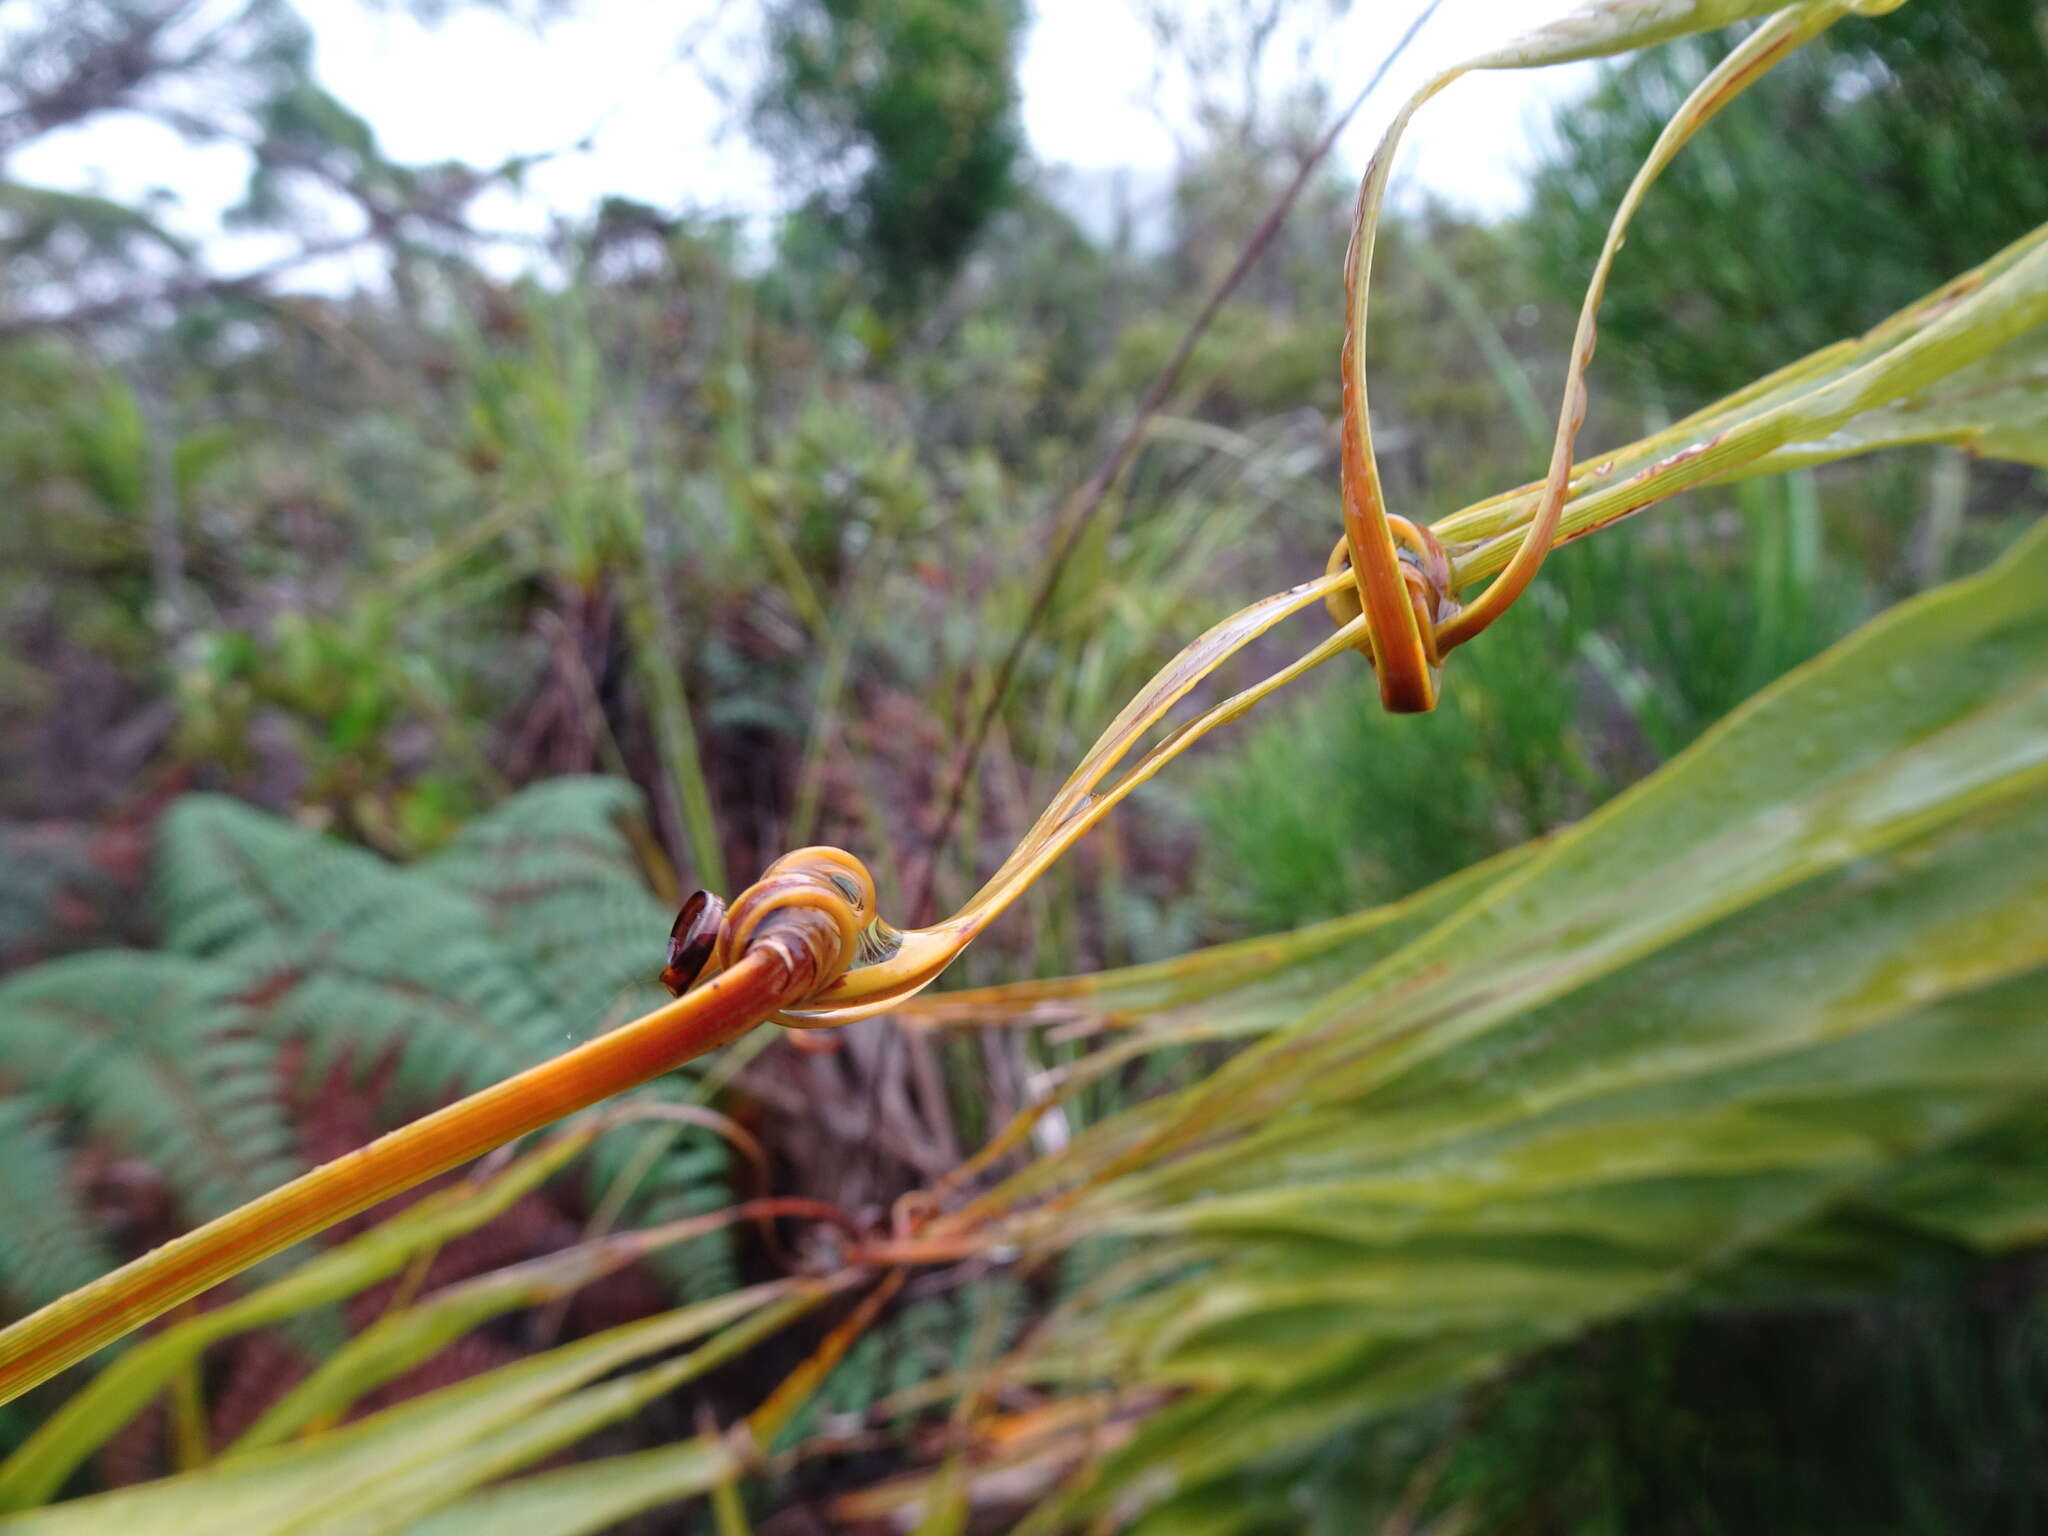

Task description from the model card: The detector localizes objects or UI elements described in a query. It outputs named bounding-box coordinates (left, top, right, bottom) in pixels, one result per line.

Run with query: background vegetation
left=1, top=0, right=2044, bottom=1528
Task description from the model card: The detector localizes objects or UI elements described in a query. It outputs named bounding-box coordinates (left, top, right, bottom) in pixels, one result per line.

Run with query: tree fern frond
left=577, top=1120, right=735, bottom=1302
left=420, top=778, right=675, bottom=1027
left=155, top=797, right=572, bottom=1098
left=0, top=787, right=730, bottom=1330
left=0, top=953, right=300, bottom=1250
left=151, top=787, right=733, bottom=1296
left=424, top=782, right=742, bottom=1295
left=421, top=778, right=650, bottom=900
left=155, top=797, right=391, bottom=961
left=0, top=1096, right=115, bottom=1317
left=0, top=825, right=108, bottom=968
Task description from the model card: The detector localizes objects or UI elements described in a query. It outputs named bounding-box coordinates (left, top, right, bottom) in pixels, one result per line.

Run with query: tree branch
left=0, top=232, right=372, bottom=339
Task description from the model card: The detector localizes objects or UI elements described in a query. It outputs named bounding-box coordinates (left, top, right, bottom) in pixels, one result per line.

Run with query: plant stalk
left=0, top=917, right=836, bottom=1407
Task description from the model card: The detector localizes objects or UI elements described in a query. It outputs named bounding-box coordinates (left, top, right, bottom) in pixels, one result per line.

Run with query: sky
left=11, top=0, right=1596, bottom=286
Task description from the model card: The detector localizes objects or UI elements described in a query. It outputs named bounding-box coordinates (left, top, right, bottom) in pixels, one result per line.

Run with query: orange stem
left=0, top=941, right=813, bottom=1407
left=1338, top=271, right=1438, bottom=715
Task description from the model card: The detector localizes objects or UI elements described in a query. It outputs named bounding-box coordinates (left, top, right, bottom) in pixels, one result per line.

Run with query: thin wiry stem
left=910, top=0, right=1444, bottom=921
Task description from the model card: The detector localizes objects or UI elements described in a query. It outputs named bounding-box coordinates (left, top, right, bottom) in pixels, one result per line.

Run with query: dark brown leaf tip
left=660, top=889, right=726, bottom=997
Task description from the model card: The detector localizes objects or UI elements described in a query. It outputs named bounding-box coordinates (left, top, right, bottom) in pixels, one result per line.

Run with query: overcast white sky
left=13, top=0, right=1595, bottom=285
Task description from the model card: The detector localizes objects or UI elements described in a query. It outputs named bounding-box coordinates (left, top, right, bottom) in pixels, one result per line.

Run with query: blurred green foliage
left=1529, top=0, right=2048, bottom=404
left=0, top=0, right=2044, bottom=1525
left=1144, top=1287, right=2048, bottom=1535
left=973, top=521, right=2048, bottom=1533
left=1198, top=0, right=2048, bottom=935
left=753, top=0, right=1027, bottom=306
left=0, top=781, right=736, bottom=1335
left=1197, top=470, right=1874, bottom=931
